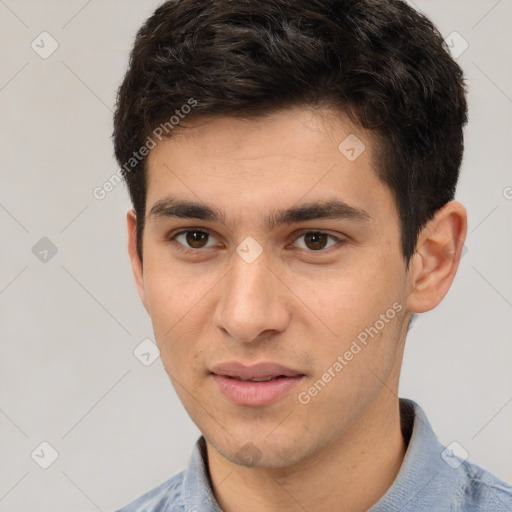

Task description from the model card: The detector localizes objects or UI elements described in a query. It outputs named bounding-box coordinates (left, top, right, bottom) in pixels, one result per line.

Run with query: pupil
left=305, top=232, right=327, bottom=250
left=186, top=231, right=208, bottom=248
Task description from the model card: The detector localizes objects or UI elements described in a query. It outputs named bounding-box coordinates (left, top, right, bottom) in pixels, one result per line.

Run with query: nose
left=212, top=247, right=291, bottom=343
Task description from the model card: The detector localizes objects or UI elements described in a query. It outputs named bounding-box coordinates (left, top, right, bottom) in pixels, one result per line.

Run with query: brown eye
left=173, top=230, right=213, bottom=249
left=185, top=231, right=209, bottom=248
left=292, top=231, right=339, bottom=251
left=303, top=232, right=329, bottom=250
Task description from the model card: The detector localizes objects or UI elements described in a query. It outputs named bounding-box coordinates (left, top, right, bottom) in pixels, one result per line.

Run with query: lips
left=210, top=361, right=305, bottom=380
left=210, top=361, right=306, bottom=406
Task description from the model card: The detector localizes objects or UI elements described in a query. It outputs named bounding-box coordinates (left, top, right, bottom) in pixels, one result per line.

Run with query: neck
left=206, top=392, right=407, bottom=512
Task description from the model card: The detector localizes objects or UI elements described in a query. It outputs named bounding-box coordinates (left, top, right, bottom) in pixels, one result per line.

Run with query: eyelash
left=168, top=228, right=345, bottom=255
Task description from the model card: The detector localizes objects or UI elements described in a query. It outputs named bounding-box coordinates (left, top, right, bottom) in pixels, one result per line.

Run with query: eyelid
left=169, top=227, right=214, bottom=239
left=291, top=228, right=344, bottom=239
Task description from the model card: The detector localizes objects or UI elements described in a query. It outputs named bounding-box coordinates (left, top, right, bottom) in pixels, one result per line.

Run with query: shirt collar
left=368, top=398, right=457, bottom=511
left=181, top=434, right=222, bottom=511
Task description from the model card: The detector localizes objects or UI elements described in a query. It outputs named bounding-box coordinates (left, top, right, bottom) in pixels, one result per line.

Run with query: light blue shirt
left=115, top=399, right=512, bottom=511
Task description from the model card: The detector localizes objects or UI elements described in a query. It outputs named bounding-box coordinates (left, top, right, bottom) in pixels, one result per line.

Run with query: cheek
left=295, top=294, right=405, bottom=431
left=143, top=256, right=214, bottom=325
left=142, top=261, right=220, bottom=369
left=292, top=254, right=403, bottom=338
left=295, top=255, right=406, bottom=396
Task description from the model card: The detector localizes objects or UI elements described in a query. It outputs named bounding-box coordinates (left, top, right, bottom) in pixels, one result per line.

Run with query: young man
left=112, top=0, right=512, bottom=510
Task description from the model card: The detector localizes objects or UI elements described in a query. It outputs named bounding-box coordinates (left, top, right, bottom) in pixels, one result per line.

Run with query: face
left=130, top=107, right=413, bottom=469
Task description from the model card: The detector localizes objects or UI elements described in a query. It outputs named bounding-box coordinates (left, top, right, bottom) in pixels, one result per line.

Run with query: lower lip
left=212, top=374, right=305, bottom=406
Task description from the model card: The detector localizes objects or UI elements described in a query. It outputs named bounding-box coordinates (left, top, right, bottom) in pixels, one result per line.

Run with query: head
left=113, top=0, right=467, bottom=468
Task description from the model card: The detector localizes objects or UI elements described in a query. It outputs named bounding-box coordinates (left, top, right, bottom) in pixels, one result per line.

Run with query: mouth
left=210, top=361, right=306, bottom=406
left=210, top=361, right=305, bottom=379
left=220, top=375, right=293, bottom=382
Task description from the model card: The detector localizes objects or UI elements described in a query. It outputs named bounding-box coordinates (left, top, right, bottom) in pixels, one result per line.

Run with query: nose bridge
left=213, top=248, right=290, bottom=342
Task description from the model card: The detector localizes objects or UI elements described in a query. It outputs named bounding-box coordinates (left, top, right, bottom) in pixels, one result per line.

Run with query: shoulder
left=392, top=399, right=512, bottom=512
left=114, top=471, right=186, bottom=512
left=453, top=459, right=512, bottom=511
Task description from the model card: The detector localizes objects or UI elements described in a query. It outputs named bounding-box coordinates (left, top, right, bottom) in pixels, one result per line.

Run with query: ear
left=406, top=201, right=467, bottom=313
left=127, top=210, right=148, bottom=310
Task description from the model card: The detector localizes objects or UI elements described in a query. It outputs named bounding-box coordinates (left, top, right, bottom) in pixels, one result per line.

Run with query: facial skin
left=127, top=106, right=467, bottom=512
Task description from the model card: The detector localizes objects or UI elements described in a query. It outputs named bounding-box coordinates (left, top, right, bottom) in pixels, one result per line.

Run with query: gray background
left=0, top=1, right=511, bottom=511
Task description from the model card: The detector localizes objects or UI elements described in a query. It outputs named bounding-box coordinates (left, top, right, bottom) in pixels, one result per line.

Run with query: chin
left=212, top=434, right=311, bottom=470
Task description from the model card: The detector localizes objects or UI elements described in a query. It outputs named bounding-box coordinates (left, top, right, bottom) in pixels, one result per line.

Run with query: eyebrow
left=148, top=196, right=370, bottom=229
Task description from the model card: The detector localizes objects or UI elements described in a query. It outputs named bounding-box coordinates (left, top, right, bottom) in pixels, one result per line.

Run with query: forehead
left=144, top=107, right=394, bottom=225
left=149, top=107, right=371, bottom=167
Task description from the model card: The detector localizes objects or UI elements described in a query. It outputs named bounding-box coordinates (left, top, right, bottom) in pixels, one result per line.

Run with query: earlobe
left=127, top=210, right=148, bottom=309
left=406, top=201, right=467, bottom=313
